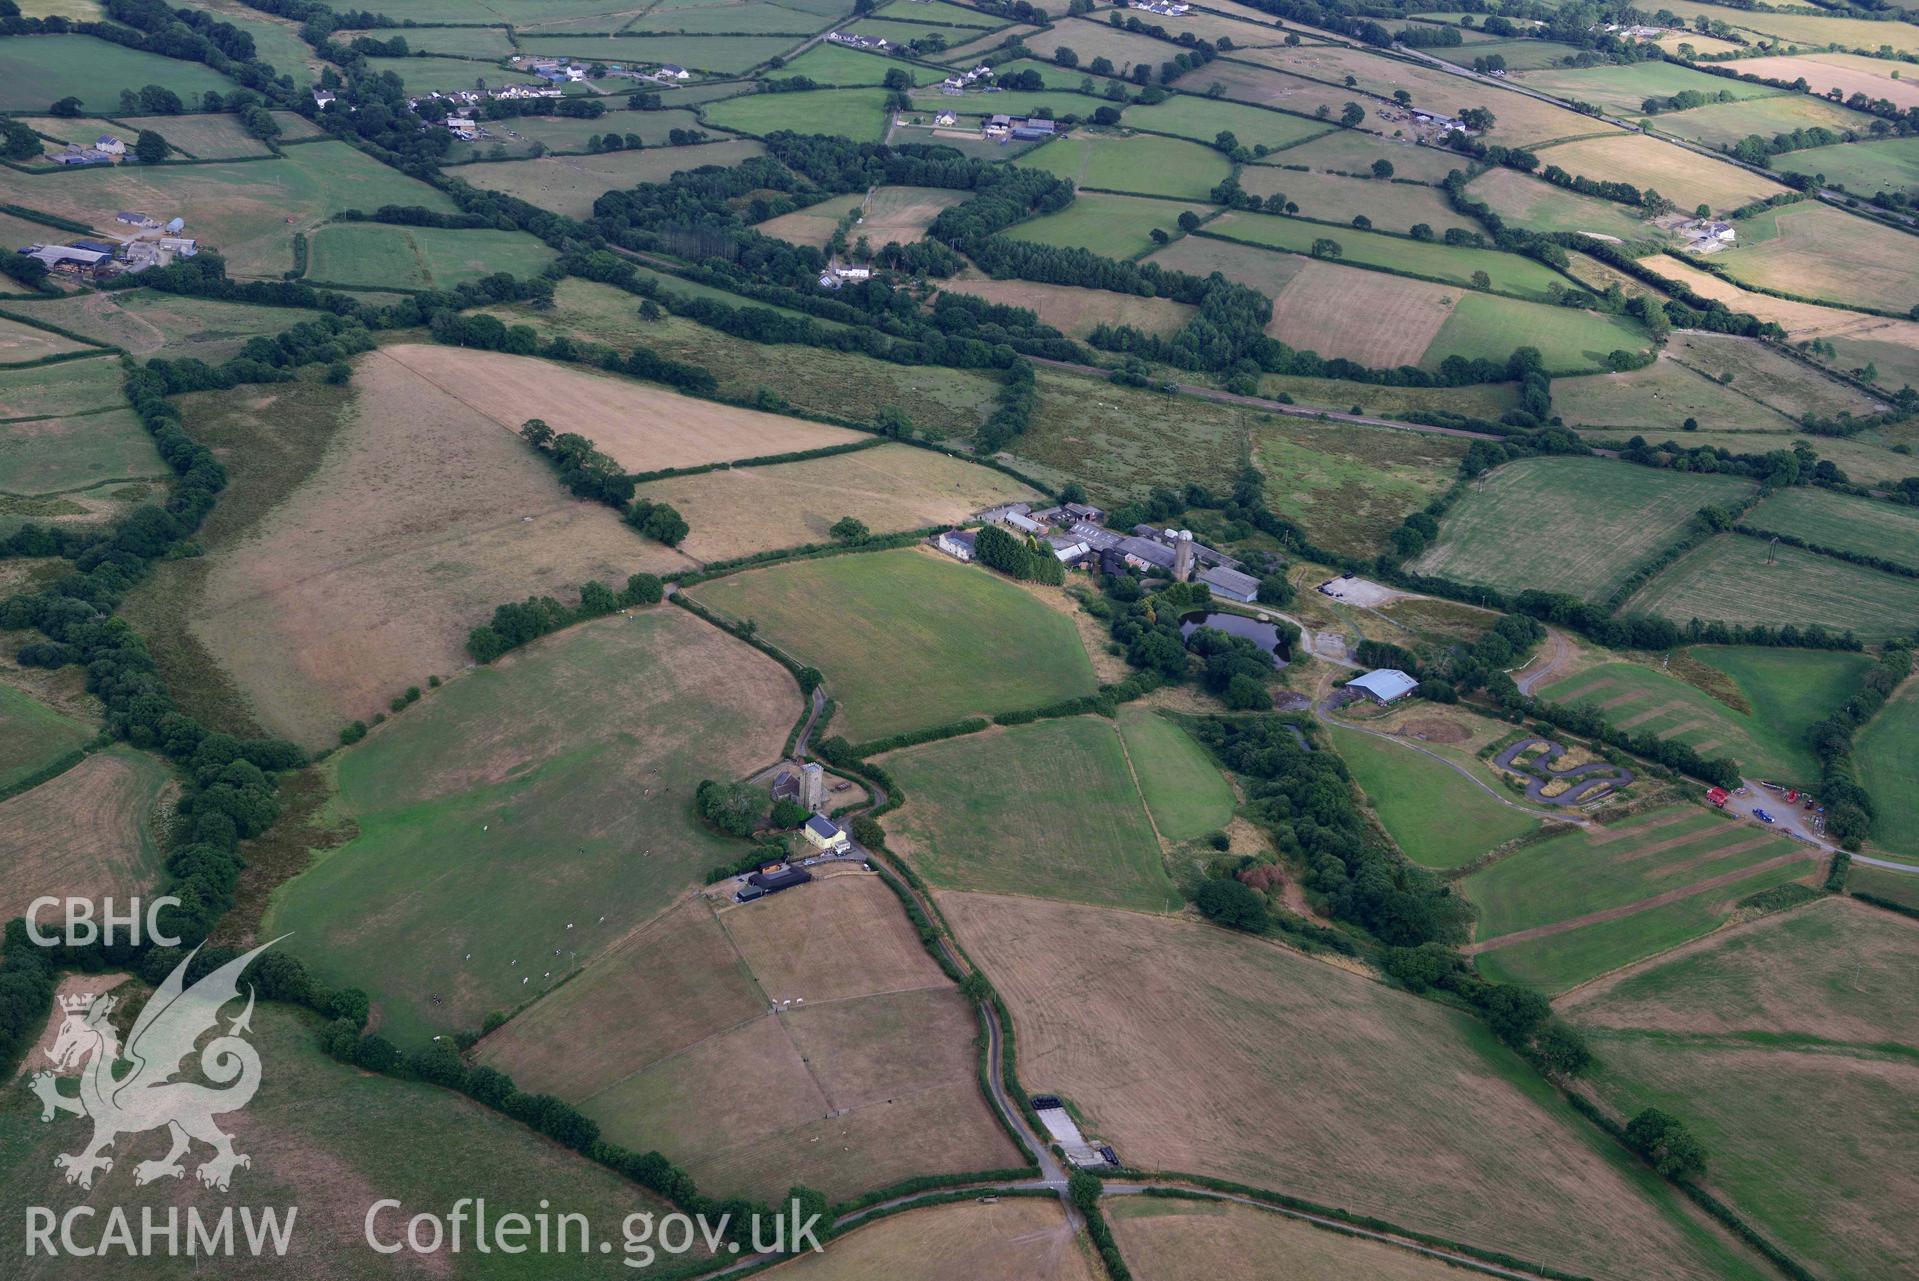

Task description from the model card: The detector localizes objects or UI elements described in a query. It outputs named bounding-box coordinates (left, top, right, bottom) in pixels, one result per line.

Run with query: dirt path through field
left=1513, top=626, right=1574, bottom=694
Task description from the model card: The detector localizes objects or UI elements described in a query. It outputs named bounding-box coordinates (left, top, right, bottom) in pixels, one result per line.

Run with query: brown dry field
left=378, top=342, right=866, bottom=471
left=937, top=277, right=1197, bottom=338
left=755, top=192, right=862, bottom=249
left=1669, top=330, right=1886, bottom=418
left=1202, top=60, right=1392, bottom=125
left=482, top=876, right=1018, bottom=1202
left=943, top=892, right=1754, bottom=1281
left=859, top=185, right=970, bottom=244
left=180, top=349, right=693, bottom=747
left=0, top=749, right=170, bottom=925
left=1736, top=53, right=1919, bottom=111
left=1718, top=203, right=1919, bottom=315
left=454, top=139, right=767, bottom=218
left=1533, top=134, right=1783, bottom=213
left=1109, top=1196, right=1485, bottom=1281
left=631, top=442, right=1042, bottom=562
left=765, top=1197, right=1095, bottom=1281
left=14, top=973, right=129, bottom=1080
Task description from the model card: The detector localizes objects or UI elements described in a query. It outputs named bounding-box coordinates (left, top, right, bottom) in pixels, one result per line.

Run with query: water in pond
left=1180, top=611, right=1290, bottom=667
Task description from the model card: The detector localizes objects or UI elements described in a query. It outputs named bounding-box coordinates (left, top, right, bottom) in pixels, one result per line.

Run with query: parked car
left=1754, top=809, right=1775, bottom=824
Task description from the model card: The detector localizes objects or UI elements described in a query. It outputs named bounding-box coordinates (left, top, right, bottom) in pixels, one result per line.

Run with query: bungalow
left=836, top=263, right=871, bottom=281
left=1347, top=668, right=1419, bottom=705
left=936, top=528, right=977, bottom=561
left=312, top=88, right=336, bottom=108
left=659, top=64, right=690, bottom=79
left=116, top=211, right=157, bottom=227
left=802, top=814, right=850, bottom=853
left=1198, top=565, right=1261, bottom=603
left=935, top=109, right=958, bottom=126
left=95, top=135, right=126, bottom=157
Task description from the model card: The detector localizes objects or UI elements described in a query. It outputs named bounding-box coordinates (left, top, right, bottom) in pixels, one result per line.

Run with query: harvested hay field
left=1736, top=52, right=1919, bottom=112
left=1191, top=241, right=1457, bottom=368
left=164, top=351, right=695, bottom=747
left=1109, top=1196, right=1486, bottom=1281
left=373, top=343, right=865, bottom=471
left=6, top=289, right=327, bottom=363
left=1411, top=456, right=1752, bottom=603
left=1717, top=202, right=1919, bottom=315
left=1421, top=291, right=1648, bottom=372
left=481, top=876, right=1020, bottom=1202
left=1551, top=356, right=1801, bottom=432
left=937, top=277, right=1196, bottom=339
left=0, top=747, right=170, bottom=927
left=1743, top=486, right=1919, bottom=573
left=1264, top=130, right=1472, bottom=184
left=1652, top=93, right=1875, bottom=150
left=266, top=608, right=798, bottom=1044
left=453, top=139, right=767, bottom=218
left=303, top=222, right=557, bottom=292
left=1120, top=94, right=1333, bottom=152
left=859, top=184, right=970, bottom=244
left=755, top=192, right=863, bottom=248
left=1251, top=416, right=1466, bottom=558
left=631, top=443, right=1042, bottom=562
left=1516, top=61, right=1780, bottom=117
left=0, top=1003, right=709, bottom=1280
left=1562, top=896, right=1919, bottom=1281
left=1624, top=534, right=1919, bottom=641
left=944, top=892, right=1767, bottom=1281
left=1666, top=330, right=1885, bottom=420
left=767, top=1197, right=1094, bottom=1281
left=1465, top=165, right=1664, bottom=242
left=1465, top=806, right=1819, bottom=993
left=0, top=683, right=91, bottom=793
left=881, top=715, right=1185, bottom=912
left=1531, top=134, right=1783, bottom=214
left=688, top=548, right=1099, bottom=741
left=1234, top=167, right=1474, bottom=236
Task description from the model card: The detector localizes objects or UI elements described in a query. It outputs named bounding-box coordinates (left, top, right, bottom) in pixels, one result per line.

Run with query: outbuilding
left=1347, top=668, right=1419, bottom=705
left=1198, top=565, right=1261, bottom=603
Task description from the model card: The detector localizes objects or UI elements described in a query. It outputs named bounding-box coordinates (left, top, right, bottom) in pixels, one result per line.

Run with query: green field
left=1205, top=211, right=1577, bottom=301
left=0, top=34, right=239, bottom=112
left=360, top=54, right=521, bottom=94
left=513, top=33, right=805, bottom=72
left=688, top=548, right=1100, bottom=741
left=1412, top=456, right=1752, bottom=604
left=1742, top=487, right=1919, bottom=574
left=1120, top=95, right=1331, bottom=151
left=333, top=24, right=517, bottom=57
left=1716, top=202, right=1919, bottom=316
left=304, top=222, right=557, bottom=291
left=1851, top=862, right=1919, bottom=908
left=174, top=0, right=323, bottom=86
left=0, top=357, right=124, bottom=421
left=1466, top=805, right=1816, bottom=992
left=1857, top=675, right=1919, bottom=861
left=935, top=89, right=1108, bottom=120
left=1516, top=61, right=1780, bottom=116
left=1466, top=165, right=1662, bottom=241
left=264, top=609, right=798, bottom=1043
left=1115, top=707, right=1235, bottom=843
left=1252, top=418, right=1468, bottom=558
left=0, top=395, right=166, bottom=498
left=449, top=107, right=709, bottom=159
left=628, top=0, right=835, bottom=33
left=1552, top=359, right=1799, bottom=433
left=702, top=86, right=893, bottom=141
left=781, top=41, right=930, bottom=84
left=1268, top=130, right=1472, bottom=183
left=452, top=139, right=766, bottom=217
left=1652, top=94, right=1877, bottom=150
left=1563, top=897, right=1919, bottom=1281
left=1237, top=167, right=1475, bottom=237
left=1013, top=133, right=1233, bottom=199
left=1542, top=647, right=1870, bottom=786
left=878, top=0, right=1003, bottom=27
left=883, top=714, right=1183, bottom=911
left=1004, top=192, right=1208, bottom=258
left=1776, top=135, right=1919, bottom=197
left=1422, top=291, right=1650, bottom=372
left=0, top=684, right=91, bottom=793
left=1331, top=727, right=1539, bottom=869
left=0, top=1003, right=707, bottom=1281
left=1624, top=534, right=1919, bottom=642
left=11, top=289, right=327, bottom=363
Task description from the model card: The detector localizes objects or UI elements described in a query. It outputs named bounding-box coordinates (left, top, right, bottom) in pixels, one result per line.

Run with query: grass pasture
left=451, top=139, right=767, bottom=218
left=1531, top=133, right=1783, bottom=214
left=1110, top=1197, right=1488, bottom=1281
left=780, top=41, right=927, bottom=84
left=1265, top=130, right=1473, bottom=183
left=937, top=276, right=1196, bottom=337
left=304, top=223, right=556, bottom=291
left=1667, top=329, right=1885, bottom=419
left=1235, top=167, right=1474, bottom=236
left=1006, top=365, right=1251, bottom=498
left=1203, top=210, right=1571, bottom=300
left=0, top=34, right=239, bottom=113
left=479, top=876, right=1019, bottom=1202
left=1330, top=727, right=1539, bottom=869
left=1005, top=192, right=1207, bottom=258
left=1541, top=647, right=1869, bottom=785
left=1857, top=675, right=1919, bottom=861
left=860, top=184, right=970, bottom=244
left=1777, top=135, right=1919, bottom=198
left=9, top=289, right=327, bottom=363
left=1465, top=165, right=1662, bottom=241
left=1743, top=487, right=1919, bottom=573
left=0, top=314, right=92, bottom=364
left=631, top=442, right=1042, bottom=562
left=0, top=746, right=169, bottom=927
left=1251, top=415, right=1467, bottom=557
left=266, top=607, right=798, bottom=1043
left=1515, top=61, right=1779, bottom=116
left=1412, top=456, right=1752, bottom=603
left=1464, top=805, right=1819, bottom=992
left=1013, top=133, right=1234, bottom=200
left=1718, top=202, right=1919, bottom=315
left=0, top=1003, right=710, bottom=1281
left=0, top=356, right=123, bottom=421
left=515, top=33, right=806, bottom=72
left=1851, top=863, right=1919, bottom=907
left=1121, top=95, right=1331, bottom=151
left=0, top=684, right=91, bottom=795
left=1551, top=357, right=1799, bottom=432
left=1735, top=52, right=1919, bottom=112
left=1624, top=534, right=1919, bottom=641
left=1115, top=708, right=1235, bottom=844
left=0, top=405, right=165, bottom=497
left=1652, top=0, right=1919, bottom=56
left=768, top=1197, right=1094, bottom=1281
left=1651, top=93, right=1875, bottom=150
left=331, top=24, right=516, bottom=57
left=689, top=548, right=1099, bottom=741
left=447, top=106, right=710, bottom=159
left=1561, top=896, right=1919, bottom=1281
left=943, top=892, right=1770, bottom=1281
left=882, top=717, right=1182, bottom=916
left=703, top=87, right=893, bottom=141
left=1423, top=291, right=1649, bottom=372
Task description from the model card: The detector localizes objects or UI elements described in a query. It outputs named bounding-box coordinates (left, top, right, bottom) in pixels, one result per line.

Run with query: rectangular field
left=0, top=405, right=165, bottom=496
left=1411, top=455, right=1753, bottom=603
left=1203, top=210, right=1572, bottom=300
left=0, top=747, right=170, bottom=926
left=1465, top=165, right=1663, bottom=242
left=1120, top=95, right=1332, bottom=151
left=0, top=34, right=239, bottom=112
left=1111, top=1197, right=1492, bottom=1281
left=773, top=1198, right=1095, bottom=1281
left=265, top=608, right=798, bottom=1043
left=1716, top=202, right=1919, bottom=315
left=1623, top=534, right=1919, bottom=641
left=1235, top=168, right=1475, bottom=237
left=1550, top=358, right=1800, bottom=433
left=1116, top=707, right=1236, bottom=844
left=944, top=892, right=1771, bottom=1281
left=883, top=715, right=1183, bottom=911
left=1423, top=291, right=1649, bottom=372
left=702, top=87, right=893, bottom=141
left=447, top=106, right=710, bottom=158
left=517, top=33, right=807, bottom=72
left=1531, top=133, right=1783, bottom=214
left=1743, top=487, right=1919, bottom=573
left=8, top=290, right=326, bottom=364
left=688, top=548, right=1100, bottom=741
left=1651, top=93, right=1876, bottom=150
left=1515, top=61, right=1780, bottom=116
left=937, top=276, right=1195, bottom=338
left=1776, top=136, right=1919, bottom=198
left=1004, top=192, right=1207, bottom=258
left=1857, top=675, right=1919, bottom=862
left=1251, top=415, right=1467, bottom=558
left=450, top=138, right=767, bottom=217
left=304, top=223, right=557, bottom=291
left=1013, top=133, right=1234, bottom=199
left=1666, top=330, right=1885, bottom=420
left=1734, top=52, right=1919, bottom=112
left=1260, top=129, right=1475, bottom=183
left=630, top=443, right=1042, bottom=562
left=0, top=315, right=93, bottom=365
left=1330, top=727, right=1540, bottom=869
left=0, top=684, right=92, bottom=795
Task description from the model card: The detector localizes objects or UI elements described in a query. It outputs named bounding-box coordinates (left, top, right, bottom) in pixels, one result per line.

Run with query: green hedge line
left=845, top=717, right=990, bottom=760
left=1735, top=523, right=1919, bottom=581
left=675, top=527, right=946, bottom=588
left=1854, top=890, right=1919, bottom=920
left=628, top=438, right=883, bottom=484
left=0, top=747, right=89, bottom=806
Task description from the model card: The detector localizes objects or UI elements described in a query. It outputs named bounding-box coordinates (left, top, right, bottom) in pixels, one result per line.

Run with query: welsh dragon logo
left=31, top=940, right=280, bottom=1192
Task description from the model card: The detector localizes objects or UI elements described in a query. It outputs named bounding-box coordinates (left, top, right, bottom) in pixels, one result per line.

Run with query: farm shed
left=1348, top=668, right=1419, bottom=705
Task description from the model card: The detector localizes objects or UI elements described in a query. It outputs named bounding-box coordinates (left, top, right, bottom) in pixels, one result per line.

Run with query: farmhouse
left=659, top=65, right=691, bottom=80
left=1348, top=668, right=1420, bottom=705
left=116, top=211, right=158, bottom=228
left=803, top=814, right=851, bottom=853
left=1139, top=0, right=1190, bottom=15
left=95, top=134, right=126, bottom=157
left=826, top=31, right=891, bottom=51
left=935, top=109, right=958, bottom=126
left=936, top=528, right=977, bottom=561
left=313, top=88, right=336, bottom=108
left=1683, top=219, right=1737, bottom=252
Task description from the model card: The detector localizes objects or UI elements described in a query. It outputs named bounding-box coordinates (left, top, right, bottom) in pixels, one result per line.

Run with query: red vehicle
left=1786, top=790, right=1799, bottom=804
left=1706, top=787, right=1731, bottom=808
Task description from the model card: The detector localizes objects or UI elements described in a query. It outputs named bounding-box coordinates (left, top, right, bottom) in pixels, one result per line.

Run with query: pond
left=1180, top=611, right=1291, bottom=667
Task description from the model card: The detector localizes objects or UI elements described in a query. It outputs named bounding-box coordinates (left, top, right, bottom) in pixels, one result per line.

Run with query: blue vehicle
left=1754, top=809, right=1775, bottom=824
